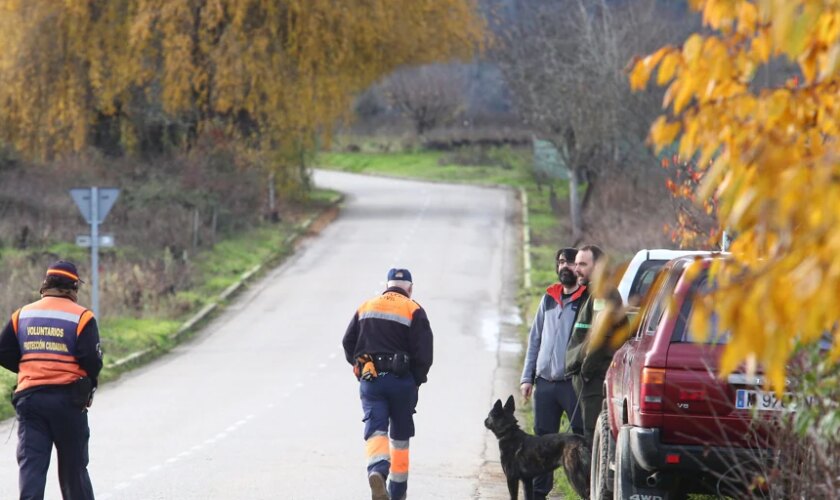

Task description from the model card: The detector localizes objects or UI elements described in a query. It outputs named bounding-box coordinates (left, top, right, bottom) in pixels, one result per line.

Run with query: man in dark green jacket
left=564, top=245, right=626, bottom=444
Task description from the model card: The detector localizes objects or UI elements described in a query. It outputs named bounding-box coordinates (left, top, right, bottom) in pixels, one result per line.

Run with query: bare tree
left=492, top=0, right=696, bottom=241
left=381, top=64, right=468, bottom=135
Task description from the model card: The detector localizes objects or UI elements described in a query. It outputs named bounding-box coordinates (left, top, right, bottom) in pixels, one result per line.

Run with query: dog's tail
left=563, top=435, right=591, bottom=499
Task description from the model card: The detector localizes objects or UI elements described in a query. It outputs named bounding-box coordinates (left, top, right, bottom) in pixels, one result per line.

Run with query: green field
left=317, top=149, right=534, bottom=187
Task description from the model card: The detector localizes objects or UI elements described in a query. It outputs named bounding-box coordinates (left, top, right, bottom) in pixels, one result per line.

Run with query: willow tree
left=0, top=1, right=136, bottom=157
left=630, top=0, right=840, bottom=389
left=0, top=0, right=484, bottom=162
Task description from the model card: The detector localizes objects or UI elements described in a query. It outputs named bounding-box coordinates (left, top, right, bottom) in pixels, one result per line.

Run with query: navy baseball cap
left=46, top=260, right=84, bottom=284
left=387, top=268, right=413, bottom=283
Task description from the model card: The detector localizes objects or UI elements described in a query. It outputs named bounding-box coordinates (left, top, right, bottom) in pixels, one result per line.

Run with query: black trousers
left=15, top=388, right=95, bottom=500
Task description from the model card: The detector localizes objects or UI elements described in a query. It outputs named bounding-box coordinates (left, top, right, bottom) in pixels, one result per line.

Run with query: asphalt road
left=0, top=170, right=522, bottom=499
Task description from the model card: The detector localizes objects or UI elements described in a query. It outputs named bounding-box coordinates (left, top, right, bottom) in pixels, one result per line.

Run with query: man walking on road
left=0, top=261, right=102, bottom=500
left=565, top=245, right=626, bottom=444
left=343, top=268, right=434, bottom=500
left=520, top=247, right=587, bottom=500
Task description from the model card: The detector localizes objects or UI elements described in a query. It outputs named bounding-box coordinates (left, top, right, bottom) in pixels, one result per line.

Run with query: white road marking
left=390, top=193, right=431, bottom=263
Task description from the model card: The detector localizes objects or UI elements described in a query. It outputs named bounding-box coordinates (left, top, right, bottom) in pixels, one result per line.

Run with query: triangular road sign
left=69, top=187, right=120, bottom=224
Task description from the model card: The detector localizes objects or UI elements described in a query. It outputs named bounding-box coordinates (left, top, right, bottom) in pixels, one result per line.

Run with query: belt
left=537, top=376, right=572, bottom=383
left=372, top=353, right=395, bottom=372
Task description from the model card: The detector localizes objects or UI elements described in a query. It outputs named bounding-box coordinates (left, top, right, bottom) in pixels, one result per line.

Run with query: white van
left=617, top=249, right=712, bottom=307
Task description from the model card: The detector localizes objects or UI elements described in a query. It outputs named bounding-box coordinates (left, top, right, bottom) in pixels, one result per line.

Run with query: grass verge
left=317, top=150, right=533, bottom=187
left=1, top=189, right=341, bottom=420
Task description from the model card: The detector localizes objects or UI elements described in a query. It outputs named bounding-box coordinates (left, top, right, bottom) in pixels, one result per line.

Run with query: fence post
left=192, top=208, right=200, bottom=248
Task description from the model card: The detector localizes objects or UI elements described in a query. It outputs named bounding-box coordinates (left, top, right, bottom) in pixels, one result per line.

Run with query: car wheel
left=614, top=425, right=673, bottom=500
left=604, top=411, right=615, bottom=487
left=590, top=411, right=613, bottom=500
left=613, top=425, right=637, bottom=498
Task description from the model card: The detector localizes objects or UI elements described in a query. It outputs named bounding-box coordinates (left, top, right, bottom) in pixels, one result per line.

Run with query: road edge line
left=520, top=187, right=532, bottom=290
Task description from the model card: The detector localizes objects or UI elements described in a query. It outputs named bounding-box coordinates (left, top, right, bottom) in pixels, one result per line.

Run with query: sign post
left=69, top=187, right=119, bottom=318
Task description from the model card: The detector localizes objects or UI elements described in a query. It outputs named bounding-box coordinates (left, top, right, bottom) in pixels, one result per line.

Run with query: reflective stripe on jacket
left=357, top=291, right=420, bottom=327
left=12, top=297, right=93, bottom=392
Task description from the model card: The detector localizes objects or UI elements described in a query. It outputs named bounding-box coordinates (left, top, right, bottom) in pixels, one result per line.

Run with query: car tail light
left=665, top=453, right=681, bottom=464
left=640, top=367, right=666, bottom=412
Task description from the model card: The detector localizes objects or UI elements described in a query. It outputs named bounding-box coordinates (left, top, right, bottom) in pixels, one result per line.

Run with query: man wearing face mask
left=519, top=247, right=587, bottom=500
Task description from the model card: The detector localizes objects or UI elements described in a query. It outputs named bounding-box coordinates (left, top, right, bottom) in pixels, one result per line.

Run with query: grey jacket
left=520, top=284, right=588, bottom=384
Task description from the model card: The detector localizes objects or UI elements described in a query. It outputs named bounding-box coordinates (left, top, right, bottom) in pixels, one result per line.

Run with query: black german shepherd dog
left=485, top=395, right=590, bottom=500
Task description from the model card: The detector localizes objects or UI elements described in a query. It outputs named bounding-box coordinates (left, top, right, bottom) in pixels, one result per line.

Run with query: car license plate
left=735, top=389, right=814, bottom=411
left=735, top=389, right=810, bottom=411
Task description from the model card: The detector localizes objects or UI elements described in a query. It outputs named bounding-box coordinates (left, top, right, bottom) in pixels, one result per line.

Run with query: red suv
left=591, top=255, right=776, bottom=499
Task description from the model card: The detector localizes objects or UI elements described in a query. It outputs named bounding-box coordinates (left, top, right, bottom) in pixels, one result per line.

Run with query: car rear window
left=672, top=276, right=730, bottom=344
left=628, top=259, right=667, bottom=306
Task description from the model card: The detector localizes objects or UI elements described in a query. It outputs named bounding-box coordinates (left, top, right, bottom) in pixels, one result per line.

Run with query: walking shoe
left=368, top=471, right=389, bottom=500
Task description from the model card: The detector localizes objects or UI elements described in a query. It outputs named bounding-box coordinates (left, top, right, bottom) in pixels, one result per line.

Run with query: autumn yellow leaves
left=632, top=0, right=840, bottom=390
left=0, top=0, right=485, bottom=160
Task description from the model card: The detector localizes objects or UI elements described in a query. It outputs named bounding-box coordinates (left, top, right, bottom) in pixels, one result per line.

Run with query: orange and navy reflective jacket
left=342, top=287, right=434, bottom=384
left=0, top=296, right=103, bottom=393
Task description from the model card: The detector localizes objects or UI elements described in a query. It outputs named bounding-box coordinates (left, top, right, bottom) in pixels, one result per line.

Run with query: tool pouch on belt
left=69, top=377, right=94, bottom=409
left=354, top=354, right=378, bottom=381
left=391, top=352, right=410, bottom=377
left=370, top=353, right=411, bottom=377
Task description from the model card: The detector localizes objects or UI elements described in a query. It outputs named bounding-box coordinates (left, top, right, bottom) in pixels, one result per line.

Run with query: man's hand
left=520, top=382, right=533, bottom=401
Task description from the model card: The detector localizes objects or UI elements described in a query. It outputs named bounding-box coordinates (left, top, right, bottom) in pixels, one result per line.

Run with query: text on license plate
left=735, top=389, right=812, bottom=411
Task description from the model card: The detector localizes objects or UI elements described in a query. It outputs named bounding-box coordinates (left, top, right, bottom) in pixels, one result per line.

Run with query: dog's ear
left=492, top=399, right=503, bottom=413
left=503, top=395, right=515, bottom=413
